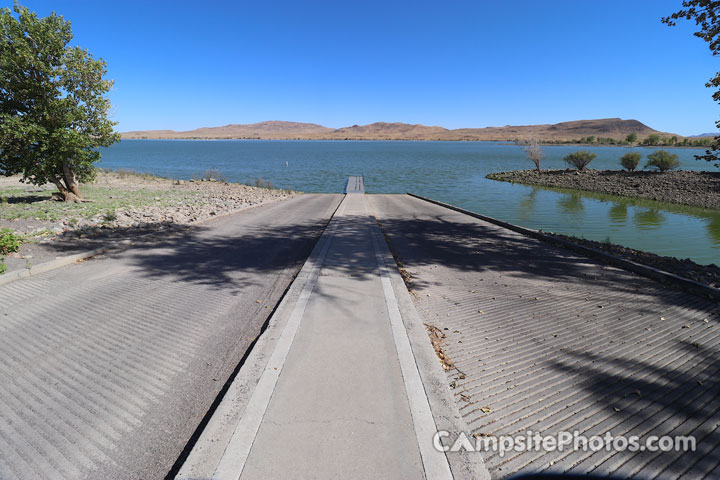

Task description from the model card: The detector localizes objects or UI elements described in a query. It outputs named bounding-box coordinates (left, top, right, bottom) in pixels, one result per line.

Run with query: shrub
left=255, top=178, right=274, bottom=189
left=192, top=169, right=226, bottom=182
left=0, top=228, right=22, bottom=276
left=645, top=150, right=680, bottom=172
left=102, top=210, right=117, bottom=224
left=0, top=228, right=22, bottom=255
left=643, top=134, right=661, bottom=146
left=203, top=169, right=226, bottom=182
left=620, top=152, right=642, bottom=171
left=563, top=151, right=597, bottom=171
left=523, top=139, right=543, bottom=172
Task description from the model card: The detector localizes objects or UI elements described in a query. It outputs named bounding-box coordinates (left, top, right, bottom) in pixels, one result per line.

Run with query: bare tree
left=523, top=139, right=543, bottom=172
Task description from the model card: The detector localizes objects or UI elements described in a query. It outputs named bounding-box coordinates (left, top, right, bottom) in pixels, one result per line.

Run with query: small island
left=487, top=169, right=720, bottom=210
left=488, top=146, right=720, bottom=210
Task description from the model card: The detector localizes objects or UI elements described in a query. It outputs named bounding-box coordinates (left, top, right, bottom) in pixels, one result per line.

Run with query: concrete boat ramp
left=0, top=177, right=718, bottom=479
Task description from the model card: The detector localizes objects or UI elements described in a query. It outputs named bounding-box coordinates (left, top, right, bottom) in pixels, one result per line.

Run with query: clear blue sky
left=9, top=0, right=719, bottom=135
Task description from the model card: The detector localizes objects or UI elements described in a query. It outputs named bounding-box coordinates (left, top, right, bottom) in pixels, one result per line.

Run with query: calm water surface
left=99, top=140, right=720, bottom=266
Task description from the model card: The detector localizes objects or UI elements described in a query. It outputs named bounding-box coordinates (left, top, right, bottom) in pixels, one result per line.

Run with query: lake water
left=99, top=140, right=720, bottom=266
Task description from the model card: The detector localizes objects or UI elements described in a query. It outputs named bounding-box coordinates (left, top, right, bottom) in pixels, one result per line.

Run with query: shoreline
left=544, top=231, right=719, bottom=289
left=487, top=169, right=720, bottom=210
left=118, top=137, right=711, bottom=148
left=0, top=171, right=296, bottom=275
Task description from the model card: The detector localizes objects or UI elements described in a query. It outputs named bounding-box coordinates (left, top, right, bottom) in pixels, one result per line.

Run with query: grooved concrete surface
left=369, top=194, right=720, bottom=479
left=0, top=194, right=342, bottom=480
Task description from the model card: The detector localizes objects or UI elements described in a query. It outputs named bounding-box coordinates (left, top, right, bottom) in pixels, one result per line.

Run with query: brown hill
left=330, top=122, right=449, bottom=140
left=446, top=118, right=668, bottom=141
left=122, top=121, right=333, bottom=139
left=121, top=118, right=678, bottom=141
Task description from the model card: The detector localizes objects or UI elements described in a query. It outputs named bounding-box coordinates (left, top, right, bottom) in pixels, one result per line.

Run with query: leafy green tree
left=620, top=152, right=642, bottom=171
left=0, top=3, right=119, bottom=201
left=643, top=134, right=661, bottom=146
left=626, top=132, right=638, bottom=143
left=664, top=1, right=720, bottom=165
left=563, top=151, right=597, bottom=171
left=645, top=150, right=680, bottom=172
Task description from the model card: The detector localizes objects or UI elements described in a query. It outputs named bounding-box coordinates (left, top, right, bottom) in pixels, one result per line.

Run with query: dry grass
left=424, top=323, right=455, bottom=371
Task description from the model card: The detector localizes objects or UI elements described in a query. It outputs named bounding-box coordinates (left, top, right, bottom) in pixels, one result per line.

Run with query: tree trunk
left=62, top=162, right=84, bottom=201
left=50, top=170, right=83, bottom=203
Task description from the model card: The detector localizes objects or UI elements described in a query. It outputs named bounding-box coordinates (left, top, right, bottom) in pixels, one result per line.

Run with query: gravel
left=487, top=169, right=720, bottom=210
left=0, top=172, right=297, bottom=274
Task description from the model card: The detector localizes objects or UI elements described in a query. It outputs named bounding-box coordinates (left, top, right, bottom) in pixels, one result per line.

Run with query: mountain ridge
left=121, top=118, right=680, bottom=141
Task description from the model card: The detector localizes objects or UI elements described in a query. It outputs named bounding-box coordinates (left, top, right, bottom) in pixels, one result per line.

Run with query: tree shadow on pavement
left=43, top=212, right=379, bottom=293
left=123, top=220, right=336, bottom=291
left=378, top=215, right=629, bottom=289
left=375, top=214, right=719, bottom=310
left=374, top=206, right=720, bottom=478
left=547, top=340, right=720, bottom=477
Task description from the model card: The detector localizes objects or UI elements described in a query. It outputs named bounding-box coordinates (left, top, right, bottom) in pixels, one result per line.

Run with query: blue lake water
left=99, top=140, right=720, bottom=266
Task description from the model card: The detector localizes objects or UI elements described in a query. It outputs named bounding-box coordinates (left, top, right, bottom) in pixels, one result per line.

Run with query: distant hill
left=121, top=121, right=333, bottom=140
left=689, top=132, right=719, bottom=138
left=121, top=118, right=679, bottom=141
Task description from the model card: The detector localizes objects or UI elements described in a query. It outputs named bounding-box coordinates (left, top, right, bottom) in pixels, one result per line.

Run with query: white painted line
left=363, top=196, right=454, bottom=480
left=211, top=197, right=347, bottom=480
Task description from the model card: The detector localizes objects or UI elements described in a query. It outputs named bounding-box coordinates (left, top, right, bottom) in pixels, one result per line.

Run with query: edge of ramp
left=366, top=197, right=492, bottom=480
left=407, top=192, right=720, bottom=303
left=173, top=195, right=344, bottom=480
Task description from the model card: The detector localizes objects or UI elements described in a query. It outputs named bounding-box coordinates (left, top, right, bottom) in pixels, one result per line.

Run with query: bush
left=523, top=139, right=543, bottom=172
left=0, top=228, right=22, bottom=255
left=620, top=152, right=642, bottom=171
left=645, top=150, right=680, bottom=172
left=193, top=169, right=227, bottom=182
left=255, top=178, right=274, bottom=189
left=0, top=228, right=22, bottom=276
left=643, top=134, right=661, bottom=146
left=563, top=151, right=597, bottom=171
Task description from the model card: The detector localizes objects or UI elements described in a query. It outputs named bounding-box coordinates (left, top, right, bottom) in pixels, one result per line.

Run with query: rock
left=487, top=169, right=720, bottom=210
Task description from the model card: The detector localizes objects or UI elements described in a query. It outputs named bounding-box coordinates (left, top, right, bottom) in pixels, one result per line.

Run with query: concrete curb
left=0, top=194, right=297, bottom=288
left=0, top=245, right=115, bottom=287
left=407, top=192, right=720, bottom=303
left=175, top=195, right=342, bottom=479
left=367, top=199, right=491, bottom=480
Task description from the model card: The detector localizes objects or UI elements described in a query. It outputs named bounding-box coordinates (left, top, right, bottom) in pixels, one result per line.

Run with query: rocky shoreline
left=0, top=171, right=296, bottom=274
left=545, top=232, right=720, bottom=291
left=487, top=169, right=720, bottom=210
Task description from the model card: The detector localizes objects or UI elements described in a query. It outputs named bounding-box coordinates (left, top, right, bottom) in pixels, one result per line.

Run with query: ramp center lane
left=185, top=193, right=453, bottom=480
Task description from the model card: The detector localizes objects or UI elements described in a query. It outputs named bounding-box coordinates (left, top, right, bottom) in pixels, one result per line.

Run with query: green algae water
left=99, top=140, right=720, bottom=266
